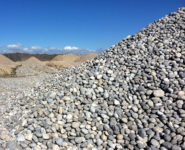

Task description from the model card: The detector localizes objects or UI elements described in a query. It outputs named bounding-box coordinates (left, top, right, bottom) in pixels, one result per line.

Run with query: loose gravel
left=0, top=67, right=57, bottom=150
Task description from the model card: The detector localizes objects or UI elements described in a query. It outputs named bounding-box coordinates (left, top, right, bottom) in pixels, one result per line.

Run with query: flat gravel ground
left=0, top=74, right=53, bottom=150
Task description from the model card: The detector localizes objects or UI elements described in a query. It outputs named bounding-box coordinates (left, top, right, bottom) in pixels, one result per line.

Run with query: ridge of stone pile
left=15, top=8, right=185, bottom=150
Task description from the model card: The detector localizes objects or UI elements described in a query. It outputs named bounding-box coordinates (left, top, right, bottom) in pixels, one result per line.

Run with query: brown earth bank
left=0, top=54, right=14, bottom=64
left=0, top=54, right=20, bottom=77
left=48, top=53, right=98, bottom=69
left=0, top=53, right=98, bottom=77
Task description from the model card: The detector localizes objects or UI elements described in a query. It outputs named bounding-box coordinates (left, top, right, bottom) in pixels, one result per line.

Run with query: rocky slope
left=1, top=8, right=185, bottom=150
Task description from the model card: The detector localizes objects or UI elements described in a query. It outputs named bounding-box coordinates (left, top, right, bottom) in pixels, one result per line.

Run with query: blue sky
left=0, top=0, right=184, bottom=54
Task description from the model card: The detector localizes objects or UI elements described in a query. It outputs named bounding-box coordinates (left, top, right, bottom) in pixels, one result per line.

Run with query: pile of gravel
left=15, top=64, right=58, bottom=77
left=4, top=8, right=185, bottom=150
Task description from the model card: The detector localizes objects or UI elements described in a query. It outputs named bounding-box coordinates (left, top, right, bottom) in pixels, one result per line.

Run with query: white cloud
left=23, top=48, right=29, bottom=51
left=23, top=48, right=29, bottom=52
left=7, top=44, right=22, bottom=49
left=0, top=43, right=99, bottom=54
left=30, top=46, right=41, bottom=50
left=23, top=47, right=35, bottom=53
left=64, top=46, right=79, bottom=50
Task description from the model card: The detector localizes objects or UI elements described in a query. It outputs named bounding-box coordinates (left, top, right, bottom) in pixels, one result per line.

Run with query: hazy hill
left=0, top=54, right=20, bottom=77
left=23, top=56, right=43, bottom=65
left=4, top=53, right=57, bottom=61
left=47, top=53, right=98, bottom=69
left=0, top=54, right=14, bottom=64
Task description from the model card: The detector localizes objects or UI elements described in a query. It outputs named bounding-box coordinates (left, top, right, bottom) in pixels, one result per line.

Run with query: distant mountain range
left=4, top=53, right=57, bottom=61
left=3, top=50, right=103, bottom=62
left=2, top=48, right=105, bottom=62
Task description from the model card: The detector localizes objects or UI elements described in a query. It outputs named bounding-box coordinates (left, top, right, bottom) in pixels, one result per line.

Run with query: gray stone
left=164, top=134, right=171, bottom=141
left=75, top=137, right=85, bottom=144
left=98, top=87, right=103, bottom=93
left=6, top=140, right=17, bottom=150
left=97, top=139, right=103, bottom=146
left=47, top=98, right=53, bottom=103
left=172, top=145, right=181, bottom=150
left=42, top=133, right=50, bottom=140
left=49, top=92, right=56, bottom=99
left=138, top=129, right=146, bottom=138
left=56, top=138, right=63, bottom=146
left=114, top=100, right=120, bottom=105
left=153, top=89, right=165, bottom=97
left=66, top=114, right=73, bottom=120
left=72, top=122, right=80, bottom=128
left=107, top=70, right=113, bottom=74
left=104, top=91, right=109, bottom=98
left=81, top=128, right=89, bottom=134
left=150, top=139, right=159, bottom=148
left=17, top=134, right=25, bottom=142
left=129, top=133, right=135, bottom=140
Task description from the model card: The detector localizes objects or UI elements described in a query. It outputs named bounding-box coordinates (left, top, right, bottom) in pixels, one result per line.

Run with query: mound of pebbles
left=13, top=8, right=185, bottom=150
left=15, top=64, right=58, bottom=77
